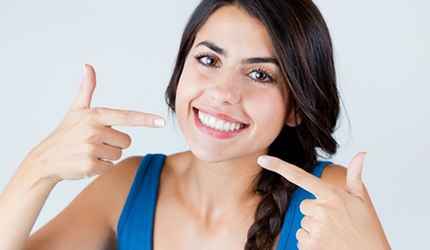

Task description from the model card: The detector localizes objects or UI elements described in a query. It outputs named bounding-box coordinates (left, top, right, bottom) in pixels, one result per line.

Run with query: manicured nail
left=257, top=156, right=269, bottom=167
left=154, top=118, right=165, bottom=128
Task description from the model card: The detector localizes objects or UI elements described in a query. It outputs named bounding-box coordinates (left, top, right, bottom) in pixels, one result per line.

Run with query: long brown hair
left=165, top=0, right=340, bottom=249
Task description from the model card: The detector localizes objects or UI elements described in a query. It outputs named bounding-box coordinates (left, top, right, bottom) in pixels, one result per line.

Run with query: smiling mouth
left=193, top=108, right=249, bottom=137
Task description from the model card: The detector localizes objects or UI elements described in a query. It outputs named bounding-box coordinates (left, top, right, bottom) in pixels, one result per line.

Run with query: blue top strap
left=118, top=154, right=166, bottom=250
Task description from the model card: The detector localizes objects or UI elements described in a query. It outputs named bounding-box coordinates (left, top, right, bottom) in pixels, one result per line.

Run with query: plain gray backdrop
left=1, top=0, right=429, bottom=248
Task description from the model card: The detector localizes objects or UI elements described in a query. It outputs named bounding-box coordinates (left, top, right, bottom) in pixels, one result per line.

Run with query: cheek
left=244, top=88, right=287, bottom=137
left=249, top=89, right=286, bottom=121
left=175, top=62, right=204, bottom=114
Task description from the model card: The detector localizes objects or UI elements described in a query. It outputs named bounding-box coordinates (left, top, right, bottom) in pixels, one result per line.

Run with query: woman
left=0, top=0, right=390, bottom=249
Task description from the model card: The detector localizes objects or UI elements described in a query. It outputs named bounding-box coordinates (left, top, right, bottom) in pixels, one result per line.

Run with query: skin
left=0, top=5, right=390, bottom=250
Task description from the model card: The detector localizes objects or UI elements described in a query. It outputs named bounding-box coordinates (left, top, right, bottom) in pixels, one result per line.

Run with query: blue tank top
left=117, top=154, right=332, bottom=249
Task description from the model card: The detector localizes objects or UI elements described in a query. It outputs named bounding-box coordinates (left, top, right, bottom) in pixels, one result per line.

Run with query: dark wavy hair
left=165, top=0, right=340, bottom=249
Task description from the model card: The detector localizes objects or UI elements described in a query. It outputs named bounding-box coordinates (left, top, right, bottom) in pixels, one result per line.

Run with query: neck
left=179, top=151, right=264, bottom=222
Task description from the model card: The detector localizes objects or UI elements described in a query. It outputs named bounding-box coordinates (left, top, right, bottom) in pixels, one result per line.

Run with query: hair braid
left=245, top=171, right=294, bottom=250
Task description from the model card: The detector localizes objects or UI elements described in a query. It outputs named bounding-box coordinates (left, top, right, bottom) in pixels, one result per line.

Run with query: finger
left=98, top=127, right=132, bottom=149
left=300, top=216, right=315, bottom=232
left=299, top=199, right=328, bottom=220
left=296, top=227, right=309, bottom=242
left=92, top=108, right=165, bottom=128
left=258, top=156, right=327, bottom=198
left=299, top=199, right=315, bottom=217
left=91, top=159, right=115, bottom=176
left=71, top=64, right=96, bottom=110
left=346, top=152, right=366, bottom=199
left=95, top=144, right=123, bottom=161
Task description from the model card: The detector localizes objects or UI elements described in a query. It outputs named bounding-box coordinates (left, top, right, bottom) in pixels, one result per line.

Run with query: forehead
left=194, top=5, right=276, bottom=57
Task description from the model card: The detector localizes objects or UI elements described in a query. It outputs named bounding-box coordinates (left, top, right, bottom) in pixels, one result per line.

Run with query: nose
left=208, top=73, right=241, bottom=105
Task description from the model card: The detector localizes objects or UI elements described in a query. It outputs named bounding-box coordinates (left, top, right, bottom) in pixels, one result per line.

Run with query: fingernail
left=83, top=64, right=91, bottom=75
left=362, top=152, right=368, bottom=164
left=257, top=156, right=269, bottom=167
left=154, top=118, right=165, bottom=128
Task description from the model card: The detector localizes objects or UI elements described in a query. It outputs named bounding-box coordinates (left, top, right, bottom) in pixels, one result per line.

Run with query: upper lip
left=193, top=106, right=248, bottom=125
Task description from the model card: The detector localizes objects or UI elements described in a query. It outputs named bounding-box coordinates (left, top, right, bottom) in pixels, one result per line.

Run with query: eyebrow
left=243, top=57, right=279, bottom=66
left=196, top=40, right=279, bottom=66
left=197, top=41, right=227, bottom=56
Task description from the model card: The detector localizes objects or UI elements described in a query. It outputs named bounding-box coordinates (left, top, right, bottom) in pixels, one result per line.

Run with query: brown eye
left=202, top=56, right=215, bottom=65
left=249, top=69, right=275, bottom=84
left=253, top=71, right=267, bottom=80
left=195, top=55, right=218, bottom=67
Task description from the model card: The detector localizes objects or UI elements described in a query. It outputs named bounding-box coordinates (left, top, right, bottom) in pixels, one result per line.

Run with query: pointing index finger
left=91, top=108, right=165, bottom=128
left=258, top=156, right=328, bottom=199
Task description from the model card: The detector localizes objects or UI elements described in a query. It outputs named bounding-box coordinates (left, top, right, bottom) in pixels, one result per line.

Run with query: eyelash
left=193, top=53, right=277, bottom=84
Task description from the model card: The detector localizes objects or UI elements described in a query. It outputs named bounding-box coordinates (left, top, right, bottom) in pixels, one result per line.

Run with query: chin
left=189, top=143, right=264, bottom=164
left=189, top=147, right=231, bottom=163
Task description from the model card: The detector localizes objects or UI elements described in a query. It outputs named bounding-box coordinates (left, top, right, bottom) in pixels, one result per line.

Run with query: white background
left=1, top=0, right=429, bottom=248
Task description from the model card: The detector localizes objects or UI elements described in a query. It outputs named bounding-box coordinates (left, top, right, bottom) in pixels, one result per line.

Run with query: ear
left=285, top=109, right=301, bottom=127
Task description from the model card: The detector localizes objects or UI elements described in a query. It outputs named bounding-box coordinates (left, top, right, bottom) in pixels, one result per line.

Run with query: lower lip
left=193, top=108, right=248, bottom=139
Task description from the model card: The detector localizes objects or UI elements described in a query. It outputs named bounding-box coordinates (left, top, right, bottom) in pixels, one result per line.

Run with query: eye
left=194, top=53, right=220, bottom=68
left=248, top=68, right=276, bottom=84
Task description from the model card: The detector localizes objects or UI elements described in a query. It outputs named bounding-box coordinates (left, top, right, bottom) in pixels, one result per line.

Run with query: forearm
left=0, top=163, right=57, bottom=250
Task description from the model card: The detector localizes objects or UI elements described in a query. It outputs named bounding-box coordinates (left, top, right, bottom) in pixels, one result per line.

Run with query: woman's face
left=175, top=5, right=290, bottom=162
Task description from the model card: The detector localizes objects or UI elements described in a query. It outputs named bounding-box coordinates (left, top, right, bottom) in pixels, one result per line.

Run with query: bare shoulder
left=27, top=156, right=143, bottom=249
left=320, top=163, right=347, bottom=189
left=98, top=156, right=144, bottom=229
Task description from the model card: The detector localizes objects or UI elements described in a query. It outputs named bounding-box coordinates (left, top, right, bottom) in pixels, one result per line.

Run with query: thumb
left=71, top=64, right=96, bottom=110
left=346, top=152, right=367, bottom=199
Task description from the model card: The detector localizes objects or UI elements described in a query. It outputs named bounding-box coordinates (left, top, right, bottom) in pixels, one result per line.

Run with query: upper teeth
left=198, top=110, right=243, bottom=132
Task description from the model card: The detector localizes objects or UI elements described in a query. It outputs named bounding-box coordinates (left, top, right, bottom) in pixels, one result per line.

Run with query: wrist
left=17, top=159, right=61, bottom=191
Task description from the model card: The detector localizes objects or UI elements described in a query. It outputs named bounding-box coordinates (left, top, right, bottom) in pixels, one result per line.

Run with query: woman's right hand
left=21, top=64, right=165, bottom=183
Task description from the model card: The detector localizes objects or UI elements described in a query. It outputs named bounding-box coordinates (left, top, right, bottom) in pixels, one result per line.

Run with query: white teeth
left=223, top=122, right=231, bottom=131
left=209, top=116, right=216, bottom=128
left=215, top=120, right=224, bottom=130
left=198, top=110, right=244, bottom=132
left=230, top=123, right=236, bottom=131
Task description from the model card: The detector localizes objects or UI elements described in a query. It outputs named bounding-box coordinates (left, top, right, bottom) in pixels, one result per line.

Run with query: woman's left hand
left=257, top=152, right=390, bottom=250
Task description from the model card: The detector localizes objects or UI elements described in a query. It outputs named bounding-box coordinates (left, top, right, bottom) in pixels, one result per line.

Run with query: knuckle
left=82, top=158, right=97, bottom=174
left=86, top=130, right=99, bottom=142
left=85, top=108, right=98, bottom=119
left=313, top=203, right=327, bottom=218
left=326, top=183, right=339, bottom=194
left=83, top=144, right=97, bottom=155
left=332, top=194, right=344, bottom=205
left=299, top=199, right=309, bottom=212
left=310, top=220, right=324, bottom=237
left=145, top=116, right=153, bottom=126
left=89, top=158, right=99, bottom=169
left=290, top=169, right=304, bottom=183
left=271, top=161, right=280, bottom=171
left=300, top=217, right=307, bottom=228
left=121, top=112, right=134, bottom=123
